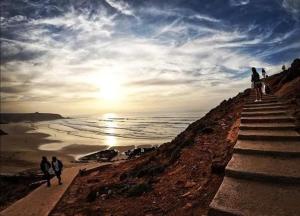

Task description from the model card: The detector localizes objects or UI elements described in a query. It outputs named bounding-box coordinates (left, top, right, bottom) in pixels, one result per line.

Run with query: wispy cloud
left=230, top=0, right=250, bottom=7
left=282, top=0, right=300, bottom=19
left=105, top=0, right=135, bottom=16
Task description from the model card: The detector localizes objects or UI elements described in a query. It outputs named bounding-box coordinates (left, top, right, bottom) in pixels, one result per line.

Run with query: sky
left=1, top=0, right=300, bottom=115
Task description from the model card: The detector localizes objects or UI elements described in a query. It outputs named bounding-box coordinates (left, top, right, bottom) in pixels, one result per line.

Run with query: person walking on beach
left=51, top=156, right=63, bottom=185
left=40, top=156, right=51, bottom=187
left=251, top=67, right=262, bottom=102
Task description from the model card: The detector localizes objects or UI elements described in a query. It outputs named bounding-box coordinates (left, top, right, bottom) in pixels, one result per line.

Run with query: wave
left=42, top=113, right=202, bottom=142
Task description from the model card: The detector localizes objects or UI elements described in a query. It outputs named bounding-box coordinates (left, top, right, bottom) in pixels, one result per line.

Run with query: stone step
left=240, top=123, right=296, bottom=130
left=234, top=140, right=300, bottom=157
left=247, top=99, right=279, bottom=103
left=238, top=129, right=300, bottom=141
left=225, top=154, right=300, bottom=183
left=248, top=94, right=277, bottom=98
left=241, top=110, right=287, bottom=117
left=243, top=105, right=289, bottom=112
left=247, top=95, right=278, bottom=100
left=208, top=177, right=300, bottom=216
left=245, top=99, right=279, bottom=105
left=241, top=116, right=294, bottom=124
left=246, top=98, right=278, bottom=103
left=244, top=102, right=288, bottom=108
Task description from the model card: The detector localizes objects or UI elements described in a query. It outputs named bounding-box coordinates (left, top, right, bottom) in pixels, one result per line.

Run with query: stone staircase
left=209, top=94, right=300, bottom=216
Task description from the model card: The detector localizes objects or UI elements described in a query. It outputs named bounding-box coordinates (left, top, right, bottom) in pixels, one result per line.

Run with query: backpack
left=265, top=84, right=271, bottom=94
left=252, top=72, right=260, bottom=82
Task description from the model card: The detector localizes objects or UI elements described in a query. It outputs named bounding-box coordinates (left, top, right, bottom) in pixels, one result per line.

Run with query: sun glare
left=99, top=74, right=122, bottom=101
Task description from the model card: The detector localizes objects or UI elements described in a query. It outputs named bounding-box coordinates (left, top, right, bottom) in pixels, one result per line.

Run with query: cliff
left=50, top=59, right=300, bottom=215
left=266, top=58, right=300, bottom=129
left=53, top=90, right=249, bottom=215
left=0, top=112, right=64, bottom=124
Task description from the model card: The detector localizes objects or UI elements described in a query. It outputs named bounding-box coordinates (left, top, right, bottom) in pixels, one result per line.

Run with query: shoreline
left=0, top=122, right=155, bottom=175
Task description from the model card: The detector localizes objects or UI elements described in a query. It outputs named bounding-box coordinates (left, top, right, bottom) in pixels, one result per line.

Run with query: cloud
left=230, top=0, right=250, bottom=6
left=127, top=78, right=198, bottom=86
left=282, top=0, right=300, bottom=19
left=0, top=0, right=299, bottom=113
left=0, top=85, right=30, bottom=93
left=105, top=0, right=134, bottom=16
left=191, top=14, right=220, bottom=23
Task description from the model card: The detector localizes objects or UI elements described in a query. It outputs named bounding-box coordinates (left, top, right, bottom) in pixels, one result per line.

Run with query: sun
left=99, top=74, right=121, bottom=101
left=101, top=82, right=119, bottom=100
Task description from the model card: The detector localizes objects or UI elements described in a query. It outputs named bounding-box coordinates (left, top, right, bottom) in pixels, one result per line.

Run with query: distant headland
left=0, top=112, right=65, bottom=124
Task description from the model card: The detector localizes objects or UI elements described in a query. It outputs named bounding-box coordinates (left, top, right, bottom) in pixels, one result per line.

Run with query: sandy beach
left=0, top=123, right=110, bottom=174
left=0, top=113, right=196, bottom=175
left=0, top=116, right=179, bottom=175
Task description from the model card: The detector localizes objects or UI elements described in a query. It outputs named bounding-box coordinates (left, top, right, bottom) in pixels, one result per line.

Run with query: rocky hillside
left=266, top=58, right=300, bottom=129
left=52, top=91, right=249, bottom=215
left=52, top=59, right=299, bottom=216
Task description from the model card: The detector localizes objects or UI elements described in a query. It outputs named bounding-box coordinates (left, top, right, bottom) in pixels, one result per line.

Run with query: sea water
left=31, top=112, right=205, bottom=158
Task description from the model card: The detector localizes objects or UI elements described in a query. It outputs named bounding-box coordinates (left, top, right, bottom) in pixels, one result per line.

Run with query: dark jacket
left=51, top=160, right=63, bottom=172
left=40, top=160, right=51, bottom=174
left=251, top=72, right=260, bottom=82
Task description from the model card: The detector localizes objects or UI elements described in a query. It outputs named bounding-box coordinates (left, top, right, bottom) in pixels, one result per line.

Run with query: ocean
left=31, top=112, right=205, bottom=158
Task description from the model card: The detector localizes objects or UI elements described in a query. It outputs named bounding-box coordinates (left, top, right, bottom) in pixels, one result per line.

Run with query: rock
left=181, top=191, right=191, bottom=197
left=86, top=190, right=98, bottom=202
left=125, top=147, right=157, bottom=158
left=0, top=129, right=7, bottom=135
left=79, top=168, right=87, bottom=176
left=201, top=127, right=214, bottom=134
left=79, top=149, right=118, bottom=161
left=183, top=203, right=193, bottom=209
left=127, top=183, right=152, bottom=197
left=184, top=181, right=196, bottom=188
left=211, top=162, right=226, bottom=174
left=196, top=186, right=203, bottom=191
left=175, top=180, right=185, bottom=186
left=119, top=172, right=128, bottom=181
left=101, top=194, right=108, bottom=200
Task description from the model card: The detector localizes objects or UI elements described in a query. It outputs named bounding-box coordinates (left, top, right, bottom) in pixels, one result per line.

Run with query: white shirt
left=53, top=161, right=60, bottom=172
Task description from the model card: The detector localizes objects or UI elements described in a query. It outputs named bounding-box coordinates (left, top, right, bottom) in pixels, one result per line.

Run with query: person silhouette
left=261, top=68, right=267, bottom=94
left=51, top=156, right=63, bottom=185
left=262, top=68, right=267, bottom=79
left=251, top=67, right=262, bottom=102
left=40, top=156, right=51, bottom=187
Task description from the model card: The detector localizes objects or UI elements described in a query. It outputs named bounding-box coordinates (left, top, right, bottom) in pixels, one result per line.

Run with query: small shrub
left=127, top=183, right=152, bottom=197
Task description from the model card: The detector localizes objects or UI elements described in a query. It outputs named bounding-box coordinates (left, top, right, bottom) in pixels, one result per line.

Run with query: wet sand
left=0, top=123, right=142, bottom=174
left=0, top=123, right=108, bottom=174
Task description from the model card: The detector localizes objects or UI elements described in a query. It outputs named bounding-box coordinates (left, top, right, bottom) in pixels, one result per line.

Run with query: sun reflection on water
left=103, top=113, right=118, bottom=147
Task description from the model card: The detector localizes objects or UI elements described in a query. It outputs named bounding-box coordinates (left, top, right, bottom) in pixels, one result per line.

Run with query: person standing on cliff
left=251, top=67, right=262, bottom=102
left=51, top=156, right=63, bottom=185
left=262, top=68, right=267, bottom=79
left=40, top=156, right=51, bottom=187
left=261, top=68, right=267, bottom=94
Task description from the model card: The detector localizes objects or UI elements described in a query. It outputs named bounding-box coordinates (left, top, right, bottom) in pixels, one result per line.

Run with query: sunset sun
left=99, top=74, right=122, bottom=101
